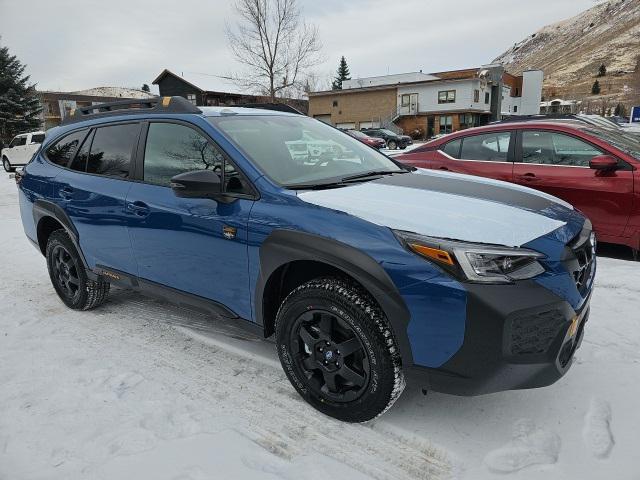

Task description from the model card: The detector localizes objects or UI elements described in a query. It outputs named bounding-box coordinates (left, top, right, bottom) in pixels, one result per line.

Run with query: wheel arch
left=33, top=199, right=97, bottom=280
left=257, top=230, right=414, bottom=366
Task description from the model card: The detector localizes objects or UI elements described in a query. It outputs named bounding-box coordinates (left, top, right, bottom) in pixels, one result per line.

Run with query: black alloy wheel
left=290, top=309, right=370, bottom=403
left=50, top=244, right=81, bottom=302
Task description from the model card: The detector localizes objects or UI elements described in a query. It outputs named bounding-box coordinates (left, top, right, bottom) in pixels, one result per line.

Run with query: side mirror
left=589, top=155, right=618, bottom=171
left=170, top=170, right=222, bottom=198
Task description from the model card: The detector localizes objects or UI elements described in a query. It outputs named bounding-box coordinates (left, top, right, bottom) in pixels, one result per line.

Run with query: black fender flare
left=32, top=199, right=97, bottom=280
left=257, top=229, right=414, bottom=366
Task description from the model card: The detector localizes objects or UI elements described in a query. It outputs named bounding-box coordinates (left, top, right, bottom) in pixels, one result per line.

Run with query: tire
left=275, top=277, right=405, bottom=422
left=2, top=157, right=13, bottom=173
left=46, top=230, right=110, bottom=310
left=387, top=140, right=397, bottom=150
left=400, top=145, right=407, bottom=150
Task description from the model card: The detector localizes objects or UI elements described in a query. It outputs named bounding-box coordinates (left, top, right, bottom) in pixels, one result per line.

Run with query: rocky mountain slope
left=493, top=0, right=640, bottom=106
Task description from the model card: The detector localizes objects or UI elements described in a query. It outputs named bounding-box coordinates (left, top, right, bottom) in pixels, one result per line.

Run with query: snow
left=1, top=174, right=639, bottom=479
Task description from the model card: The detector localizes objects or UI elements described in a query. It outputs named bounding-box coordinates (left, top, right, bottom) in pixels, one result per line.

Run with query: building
left=152, top=69, right=308, bottom=113
left=308, top=66, right=543, bottom=138
left=539, top=98, right=580, bottom=114
left=38, top=88, right=156, bottom=130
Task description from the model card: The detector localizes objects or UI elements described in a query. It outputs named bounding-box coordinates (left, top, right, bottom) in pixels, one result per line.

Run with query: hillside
left=493, top=0, right=640, bottom=108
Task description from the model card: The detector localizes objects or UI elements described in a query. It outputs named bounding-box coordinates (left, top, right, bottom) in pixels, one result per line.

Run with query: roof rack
left=235, top=103, right=304, bottom=115
left=60, top=96, right=202, bottom=125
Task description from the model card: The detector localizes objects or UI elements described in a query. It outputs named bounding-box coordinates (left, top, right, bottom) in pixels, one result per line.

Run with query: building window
left=459, top=113, right=478, bottom=129
left=187, top=94, right=197, bottom=105
left=332, top=100, right=338, bottom=107
left=439, top=115, right=453, bottom=134
left=515, top=87, right=520, bottom=96
left=474, top=89, right=480, bottom=103
left=484, top=92, right=490, bottom=104
left=513, top=105, right=518, bottom=113
left=401, top=94, right=411, bottom=107
left=438, top=90, right=456, bottom=104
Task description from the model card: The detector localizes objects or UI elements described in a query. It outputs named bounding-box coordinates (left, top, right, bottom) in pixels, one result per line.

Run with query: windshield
left=585, top=127, right=640, bottom=159
left=380, top=129, right=397, bottom=136
left=210, top=115, right=402, bottom=187
left=348, top=130, right=368, bottom=139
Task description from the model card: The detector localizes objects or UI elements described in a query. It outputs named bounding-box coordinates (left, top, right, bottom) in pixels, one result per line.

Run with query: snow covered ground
left=1, top=174, right=638, bottom=479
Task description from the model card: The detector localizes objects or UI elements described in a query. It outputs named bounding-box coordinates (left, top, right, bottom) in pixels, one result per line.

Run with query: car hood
left=298, top=169, right=584, bottom=248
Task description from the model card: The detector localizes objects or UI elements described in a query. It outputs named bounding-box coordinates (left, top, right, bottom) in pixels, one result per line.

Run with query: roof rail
left=60, top=96, right=202, bottom=125
left=235, top=102, right=304, bottom=115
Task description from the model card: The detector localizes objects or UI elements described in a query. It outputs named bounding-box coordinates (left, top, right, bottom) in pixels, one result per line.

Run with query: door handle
left=516, top=173, right=538, bottom=182
left=126, top=201, right=150, bottom=217
left=59, top=187, right=74, bottom=200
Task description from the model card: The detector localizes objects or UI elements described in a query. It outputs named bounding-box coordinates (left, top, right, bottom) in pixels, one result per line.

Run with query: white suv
left=2, top=131, right=46, bottom=172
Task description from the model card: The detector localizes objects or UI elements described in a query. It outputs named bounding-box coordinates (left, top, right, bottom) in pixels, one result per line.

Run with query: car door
left=432, top=131, right=515, bottom=183
left=126, top=121, right=256, bottom=319
left=513, top=129, right=634, bottom=238
left=53, top=122, right=140, bottom=275
left=7, top=135, right=28, bottom=164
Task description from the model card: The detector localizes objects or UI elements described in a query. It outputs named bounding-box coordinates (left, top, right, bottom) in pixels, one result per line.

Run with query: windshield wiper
left=340, top=169, right=407, bottom=183
left=285, top=181, right=349, bottom=190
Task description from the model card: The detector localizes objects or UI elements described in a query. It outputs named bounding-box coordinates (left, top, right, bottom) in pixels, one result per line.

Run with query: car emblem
left=223, top=225, right=237, bottom=240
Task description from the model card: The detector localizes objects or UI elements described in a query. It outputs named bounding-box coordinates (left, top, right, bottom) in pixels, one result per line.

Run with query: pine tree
left=0, top=41, right=42, bottom=141
left=591, top=80, right=601, bottom=95
left=141, top=83, right=150, bottom=92
left=332, top=56, right=351, bottom=90
left=597, top=64, right=607, bottom=77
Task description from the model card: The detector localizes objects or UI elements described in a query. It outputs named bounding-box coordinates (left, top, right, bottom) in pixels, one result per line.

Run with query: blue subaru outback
left=17, top=97, right=595, bottom=422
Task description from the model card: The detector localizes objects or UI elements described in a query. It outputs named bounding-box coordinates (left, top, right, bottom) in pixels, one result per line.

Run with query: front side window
left=438, top=90, right=456, bottom=104
left=143, top=122, right=248, bottom=194
left=46, top=129, right=88, bottom=167
left=521, top=131, right=603, bottom=167
left=86, top=123, right=139, bottom=178
left=210, top=115, right=403, bottom=187
left=460, top=132, right=512, bottom=162
left=10, top=136, right=27, bottom=147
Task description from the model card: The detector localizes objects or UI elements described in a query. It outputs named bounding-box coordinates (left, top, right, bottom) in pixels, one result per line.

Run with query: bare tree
left=226, top=0, right=322, bottom=101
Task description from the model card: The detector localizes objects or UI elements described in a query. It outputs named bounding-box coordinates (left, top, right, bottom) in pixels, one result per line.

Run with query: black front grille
left=510, top=309, right=566, bottom=355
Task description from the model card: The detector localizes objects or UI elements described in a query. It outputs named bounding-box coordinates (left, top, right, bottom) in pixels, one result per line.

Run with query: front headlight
left=394, top=230, right=546, bottom=284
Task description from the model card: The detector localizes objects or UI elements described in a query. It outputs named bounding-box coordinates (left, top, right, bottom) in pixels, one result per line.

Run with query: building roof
left=152, top=69, right=254, bottom=97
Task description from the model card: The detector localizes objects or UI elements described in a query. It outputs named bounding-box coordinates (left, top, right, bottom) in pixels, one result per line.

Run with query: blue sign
left=631, top=106, right=640, bottom=123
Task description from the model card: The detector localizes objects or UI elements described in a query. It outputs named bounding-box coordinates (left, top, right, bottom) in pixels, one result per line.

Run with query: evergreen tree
left=597, top=64, right=607, bottom=77
left=614, top=103, right=627, bottom=117
left=591, top=80, right=601, bottom=95
left=141, top=83, right=150, bottom=92
left=332, top=56, right=351, bottom=90
left=0, top=41, right=42, bottom=141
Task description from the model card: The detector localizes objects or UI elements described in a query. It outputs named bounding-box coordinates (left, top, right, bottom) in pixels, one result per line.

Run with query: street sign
left=631, top=106, right=640, bottom=123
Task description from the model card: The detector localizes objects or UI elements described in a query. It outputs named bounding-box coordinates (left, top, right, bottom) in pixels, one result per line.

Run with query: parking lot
left=1, top=174, right=638, bottom=480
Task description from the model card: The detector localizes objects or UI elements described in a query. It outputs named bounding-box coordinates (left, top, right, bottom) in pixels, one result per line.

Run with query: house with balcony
left=308, top=66, right=543, bottom=138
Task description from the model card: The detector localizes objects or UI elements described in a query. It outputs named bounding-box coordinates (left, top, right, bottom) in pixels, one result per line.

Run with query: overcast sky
left=0, top=0, right=598, bottom=94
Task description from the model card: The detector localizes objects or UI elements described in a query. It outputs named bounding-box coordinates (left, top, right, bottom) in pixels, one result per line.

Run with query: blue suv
left=17, top=97, right=595, bottom=422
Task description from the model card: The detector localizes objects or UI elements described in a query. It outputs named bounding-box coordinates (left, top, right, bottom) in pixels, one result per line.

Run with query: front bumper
left=407, top=280, right=590, bottom=396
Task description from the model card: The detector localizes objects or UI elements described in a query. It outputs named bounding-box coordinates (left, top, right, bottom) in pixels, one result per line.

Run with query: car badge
left=223, top=225, right=237, bottom=240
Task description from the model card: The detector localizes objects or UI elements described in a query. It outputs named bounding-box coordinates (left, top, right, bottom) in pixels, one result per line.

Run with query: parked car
left=343, top=129, right=386, bottom=149
left=396, top=121, right=640, bottom=256
left=2, top=131, right=45, bottom=172
left=361, top=128, right=412, bottom=150
left=18, top=98, right=595, bottom=422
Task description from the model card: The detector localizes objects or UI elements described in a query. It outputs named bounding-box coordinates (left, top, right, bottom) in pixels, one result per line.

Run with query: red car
left=396, top=122, right=640, bottom=256
left=344, top=129, right=386, bottom=149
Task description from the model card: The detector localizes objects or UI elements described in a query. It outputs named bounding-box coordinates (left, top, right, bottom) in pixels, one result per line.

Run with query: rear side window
left=31, top=134, right=45, bottom=144
left=460, top=132, right=511, bottom=162
left=46, top=130, right=88, bottom=167
left=441, top=139, right=461, bottom=158
left=86, top=124, right=139, bottom=178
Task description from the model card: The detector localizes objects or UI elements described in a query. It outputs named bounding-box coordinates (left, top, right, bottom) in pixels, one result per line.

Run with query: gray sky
left=0, top=0, right=597, bottom=94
